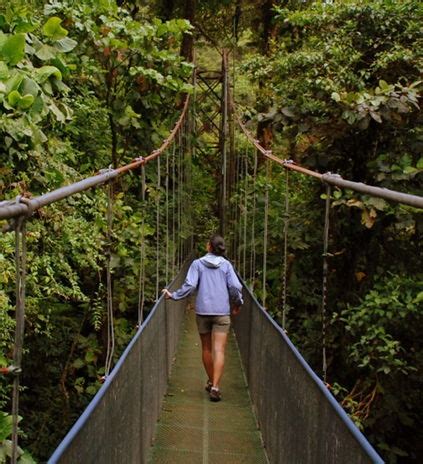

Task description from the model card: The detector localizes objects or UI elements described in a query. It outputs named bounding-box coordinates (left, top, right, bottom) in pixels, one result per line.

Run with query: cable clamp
left=135, top=156, right=144, bottom=163
left=20, top=196, right=35, bottom=217
left=99, top=164, right=114, bottom=174
left=283, top=159, right=295, bottom=165
left=323, top=171, right=342, bottom=179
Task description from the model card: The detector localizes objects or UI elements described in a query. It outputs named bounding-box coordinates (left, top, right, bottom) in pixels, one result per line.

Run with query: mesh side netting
left=232, top=284, right=383, bottom=464
left=49, top=262, right=190, bottom=464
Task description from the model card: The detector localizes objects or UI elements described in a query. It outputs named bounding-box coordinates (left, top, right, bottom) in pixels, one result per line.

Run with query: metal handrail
left=233, top=104, right=423, bottom=209
left=0, top=96, right=190, bottom=221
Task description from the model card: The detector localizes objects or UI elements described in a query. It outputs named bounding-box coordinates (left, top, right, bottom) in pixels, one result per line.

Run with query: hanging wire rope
left=321, top=184, right=331, bottom=383
left=249, top=149, right=258, bottom=288
left=165, top=147, right=170, bottom=285
left=242, top=151, right=248, bottom=279
left=137, top=165, right=146, bottom=327
left=178, top=124, right=184, bottom=265
left=262, top=159, right=270, bottom=309
left=282, top=168, right=290, bottom=330
left=155, top=156, right=161, bottom=301
left=171, top=141, right=177, bottom=278
left=11, top=214, right=26, bottom=464
left=104, top=181, right=115, bottom=378
left=177, top=129, right=181, bottom=267
left=231, top=150, right=240, bottom=267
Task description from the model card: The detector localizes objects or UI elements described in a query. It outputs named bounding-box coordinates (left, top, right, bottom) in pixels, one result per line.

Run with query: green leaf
left=35, top=65, right=62, bottom=83
left=0, top=61, right=9, bottom=80
left=21, top=78, right=40, bottom=97
left=416, top=158, right=423, bottom=170
left=42, top=17, right=68, bottom=41
left=35, top=44, right=57, bottom=61
left=17, top=94, right=34, bottom=109
left=403, top=166, right=417, bottom=174
left=331, top=92, right=341, bottom=102
left=7, top=90, right=21, bottom=107
left=54, top=37, right=77, bottom=53
left=0, top=33, right=26, bottom=65
left=5, top=73, right=24, bottom=93
left=72, top=358, right=84, bottom=369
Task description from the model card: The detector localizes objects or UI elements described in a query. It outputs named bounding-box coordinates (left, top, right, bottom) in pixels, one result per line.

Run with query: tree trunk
left=180, top=0, right=196, bottom=61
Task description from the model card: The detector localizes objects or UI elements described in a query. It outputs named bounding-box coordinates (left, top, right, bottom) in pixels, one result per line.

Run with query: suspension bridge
left=1, top=53, right=422, bottom=464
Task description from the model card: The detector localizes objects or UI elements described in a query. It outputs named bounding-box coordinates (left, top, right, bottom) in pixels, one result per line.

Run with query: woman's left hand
left=231, top=305, right=241, bottom=316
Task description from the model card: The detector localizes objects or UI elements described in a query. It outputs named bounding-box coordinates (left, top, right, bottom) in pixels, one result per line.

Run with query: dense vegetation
left=0, top=0, right=421, bottom=462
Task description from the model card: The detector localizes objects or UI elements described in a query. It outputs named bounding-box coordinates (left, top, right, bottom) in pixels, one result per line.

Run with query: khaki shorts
left=196, top=315, right=231, bottom=334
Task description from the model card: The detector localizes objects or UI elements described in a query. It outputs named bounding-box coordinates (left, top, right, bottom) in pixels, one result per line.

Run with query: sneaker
left=209, top=387, right=221, bottom=402
left=205, top=380, right=213, bottom=393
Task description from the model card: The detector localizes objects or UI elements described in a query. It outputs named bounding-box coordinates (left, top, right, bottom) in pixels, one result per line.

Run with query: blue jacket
left=171, top=253, right=243, bottom=315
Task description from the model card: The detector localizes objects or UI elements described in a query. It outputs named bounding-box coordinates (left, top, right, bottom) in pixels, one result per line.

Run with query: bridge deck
left=148, top=308, right=268, bottom=463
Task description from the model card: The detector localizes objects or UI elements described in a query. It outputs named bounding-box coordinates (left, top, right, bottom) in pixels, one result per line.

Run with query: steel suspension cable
left=155, top=156, right=161, bottom=301
left=137, top=166, right=146, bottom=327
left=234, top=153, right=242, bottom=269
left=171, top=142, right=177, bottom=277
left=177, top=127, right=182, bottom=267
left=249, top=150, right=258, bottom=288
left=11, top=214, right=26, bottom=464
left=282, top=168, right=290, bottom=330
left=104, top=181, right=115, bottom=378
left=262, top=159, right=270, bottom=309
left=321, top=184, right=331, bottom=383
left=242, top=151, right=248, bottom=279
left=165, top=147, right=170, bottom=285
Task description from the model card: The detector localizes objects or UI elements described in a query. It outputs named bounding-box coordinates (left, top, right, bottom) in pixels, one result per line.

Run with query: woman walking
left=162, top=234, right=243, bottom=402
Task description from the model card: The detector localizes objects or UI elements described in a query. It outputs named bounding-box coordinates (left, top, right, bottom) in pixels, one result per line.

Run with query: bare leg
left=200, top=332, right=213, bottom=382
left=212, top=331, right=228, bottom=389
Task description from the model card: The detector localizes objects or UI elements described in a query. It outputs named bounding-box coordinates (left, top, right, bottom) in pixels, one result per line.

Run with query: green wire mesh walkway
left=148, top=308, right=268, bottom=464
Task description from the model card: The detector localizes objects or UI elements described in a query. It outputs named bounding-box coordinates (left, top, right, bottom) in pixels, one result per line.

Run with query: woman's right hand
left=162, top=288, right=172, bottom=299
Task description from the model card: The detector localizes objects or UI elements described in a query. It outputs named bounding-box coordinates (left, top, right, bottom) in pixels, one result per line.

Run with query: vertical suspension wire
left=189, top=78, right=195, bottom=252
left=178, top=124, right=183, bottom=265
left=165, top=147, right=170, bottom=285
left=104, top=181, right=115, bottom=377
left=172, top=141, right=176, bottom=277
left=232, top=143, right=240, bottom=268
left=181, top=118, right=187, bottom=260
left=237, top=148, right=243, bottom=269
left=321, top=183, right=331, bottom=383
left=249, top=149, right=258, bottom=288
left=11, top=216, right=26, bottom=464
left=242, top=150, right=248, bottom=279
left=282, top=168, right=290, bottom=330
left=262, top=159, right=270, bottom=309
left=221, top=51, right=229, bottom=236
left=137, top=165, right=146, bottom=327
left=155, top=155, right=161, bottom=300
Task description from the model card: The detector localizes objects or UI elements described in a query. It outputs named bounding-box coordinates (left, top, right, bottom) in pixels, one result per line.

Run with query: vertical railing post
left=321, top=183, right=331, bottom=383
left=11, top=214, right=27, bottom=464
left=219, top=50, right=229, bottom=235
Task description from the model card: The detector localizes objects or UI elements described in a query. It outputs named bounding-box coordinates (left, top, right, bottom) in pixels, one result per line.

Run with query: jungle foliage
left=0, top=0, right=421, bottom=463
left=0, top=0, right=194, bottom=461
left=234, top=1, right=422, bottom=462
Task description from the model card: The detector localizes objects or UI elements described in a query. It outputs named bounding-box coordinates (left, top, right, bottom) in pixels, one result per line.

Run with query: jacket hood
left=199, top=253, right=226, bottom=268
